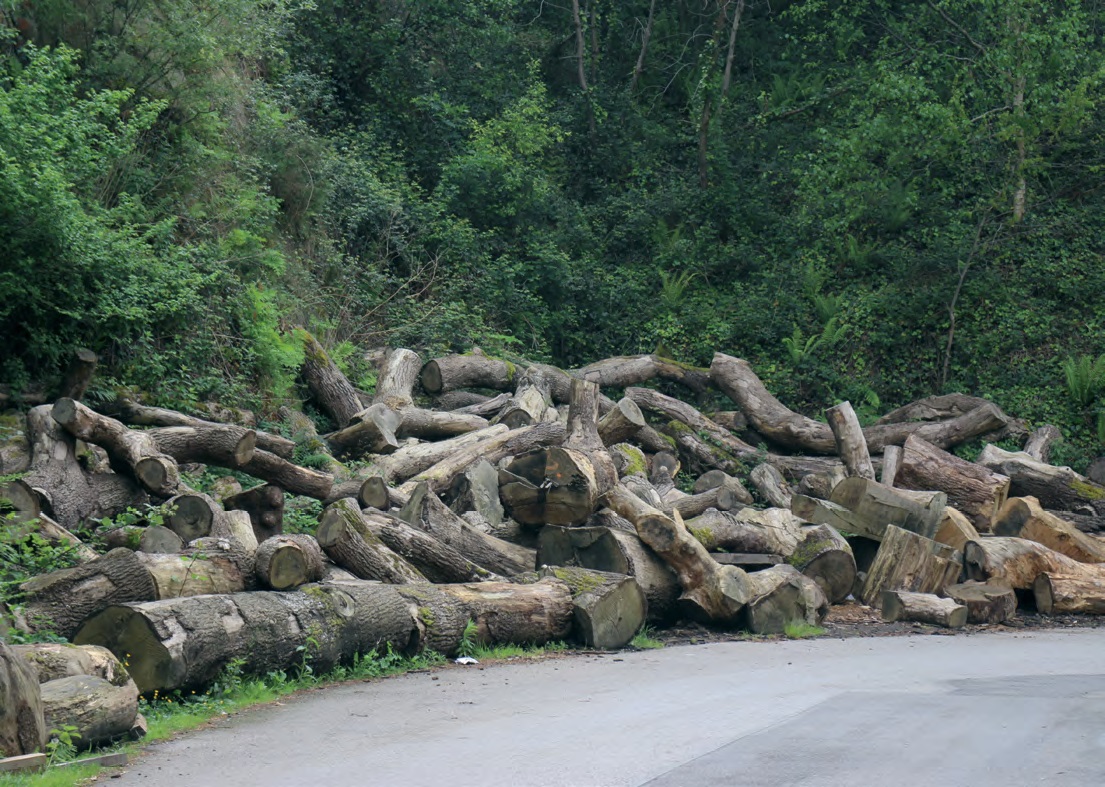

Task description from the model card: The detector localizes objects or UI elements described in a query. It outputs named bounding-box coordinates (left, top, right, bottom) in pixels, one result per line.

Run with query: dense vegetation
left=3, top=1, right=1105, bottom=465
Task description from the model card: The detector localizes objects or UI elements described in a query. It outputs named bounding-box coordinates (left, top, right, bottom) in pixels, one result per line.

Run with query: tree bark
left=494, top=366, right=557, bottom=429
left=1024, top=425, right=1062, bottom=463
left=827, top=476, right=947, bottom=540
left=943, top=580, right=1017, bottom=624
left=137, top=550, right=251, bottom=599
left=665, top=485, right=738, bottom=520
left=240, top=449, right=333, bottom=500
left=224, top=484, right=285, bottom=542
left=300, top=329, right=362, bottom=428
left=991, top=497, right=1105, bottom=563
left=576, top=354, right=712, bottom=396
left=976, top=444, right=1105, bottom=517
left=1034, top=572, right=1105, bottom=615
left=0, top=642, right=46, bottom=757
left=694, top=469, right=754, bottom=505
left=749, top=464, right=793, bottom=508
left=40, top=675, right=138, bottom=749
left=317, top=499, right=428, bottom=584
left=896, top=435, right=1009, bottom=531
left=324, top=403, right=400, bottom=457
left=826, top=401, right=875, bottom=479
left=685, top=507, right=804, bottom=556
left=787, top=524, right=856, bottom=604
left=861, top=525, right=963, bottom=608
left=57, top=349, right=98, bottom=401
left=420, top=352, right=519, bottom=395
left=962, top=537, right=1090, bottom=589
left=362, top=509, right=497, bottom=583
left=371, top=425, right=509, bottom=485
left=933, top=506, right=981, bottom=552
left=146, top=425, right=257, bottom=468
left=881, top=591, right=967, bottom=628
left=520, top=567, right=646, bottom=650
left=253, top=534, right=325, bottom=590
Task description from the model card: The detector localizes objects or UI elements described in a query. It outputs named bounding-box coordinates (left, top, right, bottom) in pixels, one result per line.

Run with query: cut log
left=224, top=484, right=285, bottom=542
left=52, top=398, right=179, bottom=496
left=446, top=459, right=505, bottom=526
left=254, top=534, right=325, bottom=590
left=138, top=526, right=184, bottom=554
left=881, top=445, right=901, bottom=487
left=57, top=349, right=98, bottom=401
left=371, top=424, right=509, bottom=485
left=876, top=394, right=994, bottom=424
left=991, top=496, right=1105, bottom=563
left=300, top=329, right=363, bottom=427
left=494, top=366, right=557, bottom=428
left=362, top=510, right=497, bottom=583
left=1024, top=425, right=1062, bottom=463
left=896, top=435, right=1009, bottom=531
left=933, top=507, right=981, bottom=552
left=742, top=564, right=829, bottom=634
left=963, top=537, right=1093, bottom=589
left=749, top=464, right=792, bottom=508
left=324, top=403, right=400, bottom=457
left=685, top=508, right=804, bottom=556
left=650, top=452, right=681, bottom=484
left=1034, top=572, right=1105, bottom=615
left=450, top=392, right=512, bottom=418
left=40, top=675, right=138, bottom=749
left=317, top=498, right=428, bottom=584
left=665, top=486, right=737, bottom=520
left=433, top=580, right=573, bottom=647
left=240, top=449, right=333, bottom=500
left=826, top=401, right=875, bottom=480
left=881, top=591, right=967, bottom=629
left=711, top=553, right=783, bottom=569
left=210, top=476, right=243, bottom=503
left=537, top=524, right=680, bottom=622
left=787, top=524, right=856, bottom=604
left=597, top=398, right=646, bottom=446
left=420, top=352, right=519, bottom=395
left=99, top=525, right=144, bottom=551
left=373, top=348, right=421, bottom=410
left=943, top=581, right=1017, bottom=624
left=976, top=444, right=1105, bottom=517
left=434, top=391, right=493, bottom=411
left=575, top=354, right=712, bottom=395
left=393, top=408, right=489, bottom=441
left=19, top=549, right=157, bottom=639
left=1050, top=509, right=1105, bottom=535
left=399, top=484, right=534, bottom=576
left=11, top=645, right=129, bottom=686
left=146, top=425, right=256, bottom=468
left=796, top=467, right=845, bottom=501
left=791, top=495, right=864, bottom=536
left=0, top=642, right=46, bottom=757
left=861, top=525, right=963, bottom=608
left=137, top=551, right=251, bottom=599
left=527, top=567, right=646, bottom=650
left=360, top=476, right=403, bottom=511
left=163, top=493, right=219, bottom=542
left=827, top=476, right=946, bottom=540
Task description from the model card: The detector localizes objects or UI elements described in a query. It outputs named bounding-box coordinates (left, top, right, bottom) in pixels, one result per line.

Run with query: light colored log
left=962, top=537, right=1091, bottom=589
left=685, top=507, right=804, bottom=556
left=896, top=435, right=1009, bottom=531
left=317, top=498, right=427, bottom=584
left=749, top=464, right=793, bottom=508
left=881, top=591, right=967, bottom=628
left=881, top=445, right=901, bottom=487
left=40, top=675, right=138, bottom=749
left=1024, top=425, right=1062, bottom=463
left=254, top=534, right=326, bottom=590
left=11, top=644, right=128, bottom=685
left=597, top=398, right=646, bottom=446
left=933, top=507, right=981, bottom=552
left=827, top=476, right=947, bottom=540
left=0, top=642, right=46, bottom=757
left=943, top=581, right=1017, bottom=624
left=992, top=496, right=1105, bottom=563
left=861, top=525, right=963, bottom=608
left=1034, top=572, right=1105, bottom=615
left=826, top=401, right=875, bottom=480
left=787, top=524, right=856, bottom=604
left=977, top=444, right=1105, bottom=517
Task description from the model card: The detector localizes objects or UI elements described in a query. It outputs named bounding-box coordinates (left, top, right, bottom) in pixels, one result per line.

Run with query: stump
left=881, top=591, right=967, bottom=629
left=254, top=534, right=326, bottom=590
left=943, top=581, right=1017, bottom=624
left=40, top=675, right=138, bottom=749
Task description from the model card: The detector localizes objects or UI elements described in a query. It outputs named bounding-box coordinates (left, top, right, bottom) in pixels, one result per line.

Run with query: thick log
left=371, top=425, right=509, bottom=485
left=52, top=398, right=179, bottom=496
left=0, top=642, right=46, bottom=757
left=325, top=403, right=400, bottom=457
left=254, top=534, right=325, bottom=590
left=164, top=493, right=220, bottom=542
left=597, top=398, right=646, bottom=446
left=523, top=567, right=646, bottom=650
left=963, top=537, right=1092, bottom=589
left=138, top=526, right=185, bottom=554
left=40, top=675, right=138, bottom=749
left=861, top=525, right=963, bottom=608
left=300, top=329, right=362, bottom=428
left=146, top=425, right=256, bottom=468
left=575, top=354, right=712, bottom=395
left=742, top=565, right=829, bottom=634
left=991, top=497, right=1105, bottom=563
left=446, top=459, right=505, bottom=526
left=1034, top=573, right=1105, bottom=615
left=665, top=486, right=737, bottom=520
left=787, top=524, right=856, bottom=604
left=137, top=551, right=251, bottom=598
left=791, top=495, right=864, bottom=536
left=393, top=408, right=489, bottom=441
left=976, top=444, right=1105, bottom=517
left=19, top=549, right=157, bottom=639
left=362, top=510, right=496, bottom=583
left=933, top=507, right=981, bottom=552
left=317, top=499, right=427, bottom=584
left=749, top=464, right=792, bottom=508
left=881, top=445, right=901, bottom=487
left=240, top=449, right=333, bottom=500
left=1024, top=425, right=1063, bottom=463
left=876, top=394, right=994, bottom=424
left=943, top=581, right=1017, bottom=624
left=224, top=484, right=284, bottom=542
left=881, top=591, right=967, bottom=628
left=1050, top=509, right=1105, bottom=535
left=420, top=352, right=519, bottom=394
left=494, top=366, right=557, bottom=428
left=825, top=476, right=946, bottom=540
left=896, top=435, right=1009, bottom=530
left=537, top=524, right=680, bottom=622
left=685, top=508, right=804, bottom=556
left=500, top=446, right=615, bottom=528
left=826, top=401, right=875, bottom=479
left=57, top=349, right=98, bottom=401
left=434, top=580, right=573, bottom=647
left=11, top=645, right=128, bottom=686
left=373, top=348, right=422, bottom=410
left=399, top=484, right=534, bottom=576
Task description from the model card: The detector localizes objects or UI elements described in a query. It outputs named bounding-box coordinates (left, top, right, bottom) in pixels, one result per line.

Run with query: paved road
left=115, top=629, right=1105, bottom=786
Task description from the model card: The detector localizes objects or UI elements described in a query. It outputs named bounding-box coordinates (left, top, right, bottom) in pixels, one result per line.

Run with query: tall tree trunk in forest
left=572, top=0, right=596, bottom=134
left=698, top=0, right=744, bottom=189
left=941, top=216, right=988, bottom=390
left=630, top=0, right=656, bottom=93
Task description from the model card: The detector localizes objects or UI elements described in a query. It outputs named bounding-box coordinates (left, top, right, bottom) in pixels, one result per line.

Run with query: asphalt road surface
left=113, top=629, right=1105, bottom=786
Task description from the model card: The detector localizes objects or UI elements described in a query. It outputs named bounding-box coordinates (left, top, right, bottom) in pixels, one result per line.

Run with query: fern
left=1062, top=354, right=1105, bottom=406
left=658, top=270, right=697, bottom=311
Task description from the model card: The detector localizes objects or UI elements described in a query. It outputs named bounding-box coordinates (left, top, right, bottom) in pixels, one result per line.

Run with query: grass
left=783, top=621, right=827, bottom=639
left=630, top=625, right=665, bottom=650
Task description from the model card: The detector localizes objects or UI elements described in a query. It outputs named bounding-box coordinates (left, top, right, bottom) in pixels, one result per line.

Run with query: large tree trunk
left=11, top=645, right=128, bottom=685
left=163, top=493, right=220, bottom=542
left=826, top=401, right=875, bottom=479
left=991, top=497, right=1105, bottom=563
left=370, top=425, right=508, bottom=485
left=825, top=476, right=947, bottom=540
left=420, top=352, right=519, bottom=395
left=537, top=523, right=680, bottom=622
left=787, top=524, right=856, bottom=604
left=240, top=449, right=333, bottom=500
left=361, top=510, right=497, bottom=583
left=881, top=591, right=967, bottom=628
left=0, top=642, right=46, bottom=757
left=224, top=484, right=285, bottom=542
left=943, top=581, right=1017, bottom=624
left=40, top=675, right=138, bottom=749
left=896, top=435, right=1009, bottom=531
left=684, top=507, right=804, bottom=556
left=145, top=425, right=257, bottom=468
left=253, top=534, right=326, bottom=590
left=976, top=444, right=1105, bottom=517
left=434, top=580, right=573, bottom=647
left=522, top=567, right=646, bottom=650
left=52, top=398, right=179, bottom=496
left=861, top=525, right=963, bottom=608
left=300, top=329, right=362, bottom=428
left=317, top=499, right=428, bottom=584
left=1034, top=572, right=1105, bottom=615
left=963, top=537, right=1092, bottom=589
left=19, top=549, right=157, bottom=639
left=742, top=564, right=829, bottom=635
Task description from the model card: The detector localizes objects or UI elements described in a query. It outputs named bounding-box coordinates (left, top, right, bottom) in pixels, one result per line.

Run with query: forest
left=2, top=0, right=1105, bottom=466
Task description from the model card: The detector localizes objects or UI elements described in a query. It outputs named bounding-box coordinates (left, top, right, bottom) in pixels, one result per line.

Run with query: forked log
left=896, top=435, right=1009, bottom=530
left=300, top=329, right=362, bottom=427
left=1034, top=573, right=1105, bottom=615
left=684, top=508, right=804, bottom=556
left=976, top=444, right=1105, bottom=517
left=991, top=497, right=1105, bottom=563
left=787, top=524, right=856, bottom=604
left=254, top=534, right=326, bottom=590
left=0, top=641, right=46, bottom=757
left=40, top=675, right=138, bottom=749
left=881, top=591, right=967, bottom=629
left=962, top=537, right=1090, bottom=589
left=317, top=499, right=427, bottom=584
left=362, top=510, right=496, bottom=583
left=523, top=567, right=646, bottom=650
left=861, top=525, right=963, bottom=608
left=224, top=484, right=285, bottom=542
left=943, top=581, right=1017, bottom=624
left=749, top=464, right=792, bottom=508
left=825, top=401, right=875, bottom=479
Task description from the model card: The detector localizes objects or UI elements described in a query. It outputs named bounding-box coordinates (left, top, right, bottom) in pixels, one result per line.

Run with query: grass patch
left=783, top=621, right=826, bottom=639
left=630, top=625, right=665, bottom=650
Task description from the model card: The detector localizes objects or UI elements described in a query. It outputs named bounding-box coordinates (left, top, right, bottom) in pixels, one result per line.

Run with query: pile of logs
left=7, top=343, right=1105, bottom=756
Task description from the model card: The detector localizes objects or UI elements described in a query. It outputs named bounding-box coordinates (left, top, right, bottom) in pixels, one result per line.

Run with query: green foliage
left=457, top=619, right=481, bottom=659
left=783, top=621, right=826, bottom=639
left=1062, top=354, right=1105, bottom=407
left=630, top=626, right=665, bottom=650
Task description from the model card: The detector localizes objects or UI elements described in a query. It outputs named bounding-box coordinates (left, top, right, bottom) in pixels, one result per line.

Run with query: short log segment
left=52, top=398, right=179, bottom=496
left=991, top=497, right=1105, bottom=564
left=525, top=567, right=646, bottom=650
left=240, top=449, right=333, bottom=500
left=40, top=675, right=138, bottom=749
left=494, top=367, right=556, bottom=428
left=145, top=425, right=257, bottom=468
left=963, top=537, right=1091, bottom=589
left=685, top=508, right=804, bottom=556
left=943, top=581, right=1017, bottom=624
left=300, top=329, right=363, bottom=427
left=137, top=551, right=251, bottom=599
left=164, top=493, right=220, bottom=542
left=325, top=403, right=400, bottom=457
left=254, top=535, right=326, bottom=590
left=11, top=645, right=129, bottom=686
left=537, top=524, right=680, bottom=622
left=825, top=401, right=875, bottom=480
left=19, top=548, right=157, bottom=639
left=694, top=470, right=754, bottom=506
left=317, top=499, right=428, bottom=584
left=420, top=352, right=519, bottom=395
left=224, top=484, right=285, bottom=542
left=665, top=486, right=737, bottom=520
left=597, top=398, right=646, bottom=446
left=138, top=526, right=184, bottom=554
left=895, top=435, right=1009, bottom=531
left=749, top=464, right=792, bottom=509
left=1034, top=573, right=1105, bottom=615
left=976, top=444, right=1105, bottom=517
left=394, top=409, right=489, bottom=441
left=787, top=524, right=856, bottom=604
left=742, top=565, right=830, bottom=634
left=861, top=525, right=963, bottom=608
left=362, top=510, right=496, bottom=583
left=807, top=477, right=947, bottom=541
left=881, top=591, right=967, bottom=629
left=0, top=641, right=46, bottom=757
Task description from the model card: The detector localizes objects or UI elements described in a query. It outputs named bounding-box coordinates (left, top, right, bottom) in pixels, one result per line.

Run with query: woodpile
left=12, top=345, right=1105, bottom=757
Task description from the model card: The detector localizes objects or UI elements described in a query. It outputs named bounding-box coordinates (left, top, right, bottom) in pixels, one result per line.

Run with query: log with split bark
left=895, top=435, right=1009, bottom=531
left=0, top=642, right=47, bottom=757
left=881, top=591, right=967, bottom=629
left=943, top=581, right=1017, bottom=624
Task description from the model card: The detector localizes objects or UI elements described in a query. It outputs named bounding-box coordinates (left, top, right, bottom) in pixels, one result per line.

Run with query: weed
left=630, top=625, right=665, bottom=650
left=783, top=621, right=826, bottom=639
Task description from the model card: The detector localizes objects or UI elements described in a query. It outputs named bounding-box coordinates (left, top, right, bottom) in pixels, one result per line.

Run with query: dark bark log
left=597, top=397, right=646, bottom=446
left=420, top=352, right=519, bottom=394
left=943, top=581, right=1017, bottom=624
left=371, top=425, right=508, bottom=485
left=896, top=435, right=1009, bottom=531
left=10, top=644, right=127, bottom=685
left=224, top=484, right=284, bottom=542
left=373, top=348, right=422, bottom=410
left=526, top=566, right=646, bottom=650
left=433, top=391, right=493, bottom=411
left=300, top=329, right=362, bottom=428
left=749, top=464, right=792, bottom=508
left=57, top=349, right=98, bottom=402
left=963, top=537, right=1091, bottom=589
left=40, top=674, right=138, bottom=749
left=362, top=509, right=497, bottom=583
left=976, top=444, right=1105, bottom=517
left=253, top=534, right=325, bottom=590
left=742, top=564, right=829, bottom=635
left=826, top=401, right=875, bottom=479
left=787, top=524, right=856, bottom=604
left=0, top=642, right=46, bottom=757
left=627, top=385, right=757, bottom=455
left=1051, top=509, right=1105, bottom=535
left=1034, top=572, right=1105, bottom=615
left=991, top=497, right=1105, bottom=563
left=52, top=398, right=179, bottom=496
left=933, top=507, right=981, bottom=552
left=240, top=449, right=332, bottom=500
left=861, top=526, right=963, bottom=608
left=325, top=403, right=400, bottom=457
left=317, top=499, right=427, bottom=584
left=881, top=591, right=967, bottom=628
left=19, top=549, right=157, bottom=639
left=1024, top=425, right=1063, bottom=463
left=146, top=425, right=256, bottom=468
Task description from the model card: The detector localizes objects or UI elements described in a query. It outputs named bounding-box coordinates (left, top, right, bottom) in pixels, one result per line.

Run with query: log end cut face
left=501, top=448, right=601, bottom=527
left=74, top=607, right=176, bottom=695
